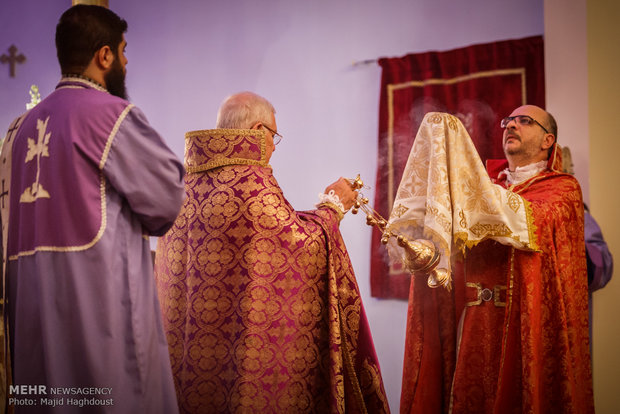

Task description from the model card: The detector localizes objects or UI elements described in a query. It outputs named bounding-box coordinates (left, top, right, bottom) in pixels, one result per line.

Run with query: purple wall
left=0, top=0, right=543, bottom=410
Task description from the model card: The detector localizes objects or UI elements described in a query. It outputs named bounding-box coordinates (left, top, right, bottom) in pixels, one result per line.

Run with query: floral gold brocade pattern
left=449, top=170, right=593, bottom=414
left=400, top=153, right=593, bottom=413
left=386, top=113, right=538, bottom=279
left=155, top=129, right=389, bottom=413
left=184, top=128, right=268, bottom=173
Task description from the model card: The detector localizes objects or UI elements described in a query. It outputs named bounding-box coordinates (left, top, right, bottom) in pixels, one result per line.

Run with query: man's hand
left=324, top=177, right=358, bottom=211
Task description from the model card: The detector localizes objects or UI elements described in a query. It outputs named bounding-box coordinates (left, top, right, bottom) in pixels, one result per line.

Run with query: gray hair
left=215, top=91, right=275, bottom=129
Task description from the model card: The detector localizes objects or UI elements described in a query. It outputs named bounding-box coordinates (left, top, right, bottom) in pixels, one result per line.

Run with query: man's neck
left=507, top=155, right=547, bottom=172
left=81, top=64, right=107, bottom=90
left=502, top=160, right=548, bottom=186
left=61, top=73, right=107, bottom=92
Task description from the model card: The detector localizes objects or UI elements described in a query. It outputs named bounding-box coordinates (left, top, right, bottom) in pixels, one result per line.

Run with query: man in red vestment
left=400, top=105, right=594, bottom=413
left=155, top=92, right=390, bottom=413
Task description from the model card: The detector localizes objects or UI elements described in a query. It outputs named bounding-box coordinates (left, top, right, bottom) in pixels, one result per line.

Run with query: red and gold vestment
left=400, top=141, right=593, bottom=413
left=155, top=129, right=389, bottom=413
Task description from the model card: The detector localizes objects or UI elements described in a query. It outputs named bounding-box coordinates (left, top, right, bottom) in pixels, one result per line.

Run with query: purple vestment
left=154, top=129, right=390, bottom=413
left=584, top=209, right=613, bottom=351
left=1, top=78, right=184, bottom=413
left=585, top=210, right=613, bottom=293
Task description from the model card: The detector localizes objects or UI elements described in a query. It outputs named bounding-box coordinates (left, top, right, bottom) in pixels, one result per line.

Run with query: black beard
left=104, top=58, right=128, bottom=100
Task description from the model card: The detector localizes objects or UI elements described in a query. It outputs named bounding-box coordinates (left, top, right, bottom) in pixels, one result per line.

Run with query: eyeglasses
left=500, top=115, right=549, bottom=134
left=262, top=124, right=283, bottom=145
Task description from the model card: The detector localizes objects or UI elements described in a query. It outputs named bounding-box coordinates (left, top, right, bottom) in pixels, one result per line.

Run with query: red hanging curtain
left=370, top=35, right=545, bottom=299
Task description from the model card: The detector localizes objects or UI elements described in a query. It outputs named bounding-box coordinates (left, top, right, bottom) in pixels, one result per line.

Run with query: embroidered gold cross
left=20, top=116, right=51, bottom=203
left=393, top=203, right=409, bottom=218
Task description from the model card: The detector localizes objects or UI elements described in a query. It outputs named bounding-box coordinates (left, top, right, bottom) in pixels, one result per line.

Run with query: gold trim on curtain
left=386, top=68, right=526, bottom=210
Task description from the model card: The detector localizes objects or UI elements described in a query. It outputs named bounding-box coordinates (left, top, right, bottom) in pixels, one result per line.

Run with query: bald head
left=502, top=105, right=557, bottom=170
left=512, top=105, right=556, bottom=135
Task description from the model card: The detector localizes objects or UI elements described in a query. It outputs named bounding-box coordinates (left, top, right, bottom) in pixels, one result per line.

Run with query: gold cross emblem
left=20, top=116, right=51, bottom=203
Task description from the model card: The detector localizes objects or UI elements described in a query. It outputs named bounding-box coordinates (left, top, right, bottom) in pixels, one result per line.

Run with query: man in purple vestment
left=0, top=5, right=184, bottom=413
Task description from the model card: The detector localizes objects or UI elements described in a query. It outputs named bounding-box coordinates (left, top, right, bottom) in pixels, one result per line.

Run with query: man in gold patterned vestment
left=155, top=92, right=390, bottom=413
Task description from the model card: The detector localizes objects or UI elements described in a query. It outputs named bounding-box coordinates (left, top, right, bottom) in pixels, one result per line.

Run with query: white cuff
left=316, top=190, right=346, bottom=212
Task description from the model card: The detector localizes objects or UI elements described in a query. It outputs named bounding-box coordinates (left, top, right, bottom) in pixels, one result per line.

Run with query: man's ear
left=93, top=45, right=114, bottom=70
left=542, top=133, right=555, bottom=150
left=250, top=122, right=262, bottom=131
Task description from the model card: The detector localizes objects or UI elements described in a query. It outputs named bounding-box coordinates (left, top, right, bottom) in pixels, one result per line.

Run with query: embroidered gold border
left=7, top=104, right=134, bottom=261
left=100, top=104, right=135, bottom=169
left=511, top=167, right=562, bottom=198
left=56, top=86, right=93, bottom=91
left=496, top=248, right=515, bottom=395
left=184, top=128, right=270, bottom=173
left=186, top=158, right=268, bottom=174
left=316, top=202, right=345, bottom=222
left=8, top=172, right=108, bottom=260
left=185, top=128, right=262, bottom=138
left=58, top=76, right=108, bottom=93
left=548, top=143, right=563, bottom=173
left=386, top=68, right=527, bottom=211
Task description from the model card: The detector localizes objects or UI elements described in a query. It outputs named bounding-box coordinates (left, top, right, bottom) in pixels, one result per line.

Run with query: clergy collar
left=499, top=160, right=548, bottom=186
left=58, top=74, right=108, bottom=93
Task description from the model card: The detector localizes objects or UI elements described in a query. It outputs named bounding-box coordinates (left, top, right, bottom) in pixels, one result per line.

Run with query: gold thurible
left=349, top=174, right=450, bottom=290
